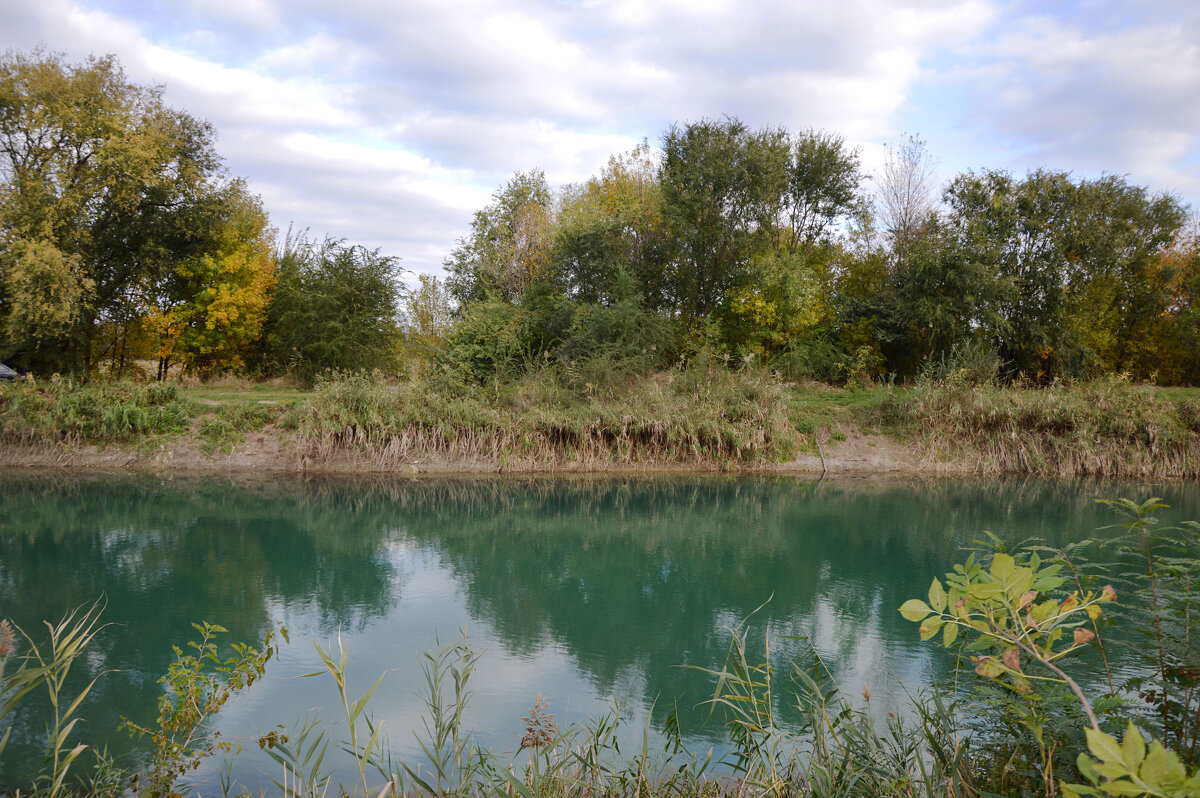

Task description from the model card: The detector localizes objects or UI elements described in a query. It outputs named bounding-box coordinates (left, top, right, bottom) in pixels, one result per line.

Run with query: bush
left=0, top=377, right=196, bottom=444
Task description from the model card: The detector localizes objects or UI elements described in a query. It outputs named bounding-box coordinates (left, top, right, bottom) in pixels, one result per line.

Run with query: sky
left=1, top=0, right=1197, bottom=278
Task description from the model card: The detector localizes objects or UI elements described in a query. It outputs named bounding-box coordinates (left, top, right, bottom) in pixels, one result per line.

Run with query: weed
left=123, top=620, right=286, bottom=796
left=198, top=403, right=276, bottom=455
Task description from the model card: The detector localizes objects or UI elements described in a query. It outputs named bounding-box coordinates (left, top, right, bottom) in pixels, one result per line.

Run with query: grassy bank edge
left=1, top=374, right=1198, bottom=479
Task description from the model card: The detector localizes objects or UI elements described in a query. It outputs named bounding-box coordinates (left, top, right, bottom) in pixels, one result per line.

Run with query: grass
left=0, top=377, right=197, bottom=446
left=872, top=377, right=1200, bottom=478
left=1, top=609, right=977, bottom=798
left=2, top=370, right=1199, bottom=477
left=196, top=402, right=280, bottom=454
left=182, top=385, right=312, bottom=405
left=295, top=365, right=808, bottom=470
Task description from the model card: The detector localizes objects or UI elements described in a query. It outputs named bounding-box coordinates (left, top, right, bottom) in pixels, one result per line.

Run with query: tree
left=0, top=49, right=232, bottom=375
left=781, top=130, right=864, bottom=252
left=553, top=142, right=672, bottom=309
left=444, top=170, right=555, bottom=307
left=943, top=169, right=1185, bottom=379
left=145, top=182, right=275, bottom=378
left=256, top=234, right=403, bottom=381
left=1127, top=219, right=1200, bottom=384
left=401, top=273, right=454, bottom=372
left=876, top=134, right=937, bottom=267
left=659, top=118, right=789, bottom=325
left=0, top=237, right=93, bottom=362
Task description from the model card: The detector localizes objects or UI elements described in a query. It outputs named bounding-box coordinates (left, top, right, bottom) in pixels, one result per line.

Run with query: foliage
left=123, top=620, right=285, bottom=796
left=942, top=169, right=1185, bottom=381
left=659, top=118, right=787, bottom=326
left=0, top=50, right=248, bottom=376
left=445, top=170, right=555, bottom=306
left=1064, top=721, right=1200, bottom=797
left=3, top=45, right=1199, bottom=387
left=147, top=183, right=276, bottom=378
left=0, top=237, right=93, bottom=356
left=1091, top=499, right=1200, bottom=764
left=901, top=501, right=1200, bottom=797
left=553, top=142, right=672, bottom=310
left=898, top=548, right=1113, bottom=727
left=401, top=273, right=455, bottom=373
left=256, top=233, right=403, bottom=382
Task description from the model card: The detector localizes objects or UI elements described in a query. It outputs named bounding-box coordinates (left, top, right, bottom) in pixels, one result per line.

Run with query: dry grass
left=295, top=367, right=806, bottom=472
left=875, top=378, right=1200, bottom=478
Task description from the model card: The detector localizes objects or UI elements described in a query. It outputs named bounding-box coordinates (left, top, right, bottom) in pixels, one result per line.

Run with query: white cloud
left=958, top=13, right=1200, bottom=199
left=1, top=0, right=1194, bottom=276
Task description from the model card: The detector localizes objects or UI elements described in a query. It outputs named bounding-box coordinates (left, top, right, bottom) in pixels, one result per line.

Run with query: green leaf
left=1085, top=727, right=1125, bottom=767
left=1076, top=751, right=1099, bottom=784
left=1119, top=721, right=1145, bottom=768
left=989, top=552, right=1015, bottom=580
left=942, top=621, right=958, bottom=647
left=899, top=599, right=933, bottom=622
left=928, top=578, right=947, bottom=613
left=1139, top=743, right=1177, bottom=786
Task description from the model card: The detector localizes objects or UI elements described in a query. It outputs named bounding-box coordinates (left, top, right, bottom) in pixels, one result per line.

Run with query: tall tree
left=943, top=169, right=1185, bottom=378
left=444, top=170, right=555, bottom=307
left=781, top=130, right=863, bottom=252
left=876, top=134, right=937, bottom=268
left=553, top=142, right=671, bottom=308
left=0, top=50, right=232, bottom=374
left=401, top=273, right=454, bottom=371
left=145, top=182, right=275, bottom=378
left=659, top=118, right=789, bottom=325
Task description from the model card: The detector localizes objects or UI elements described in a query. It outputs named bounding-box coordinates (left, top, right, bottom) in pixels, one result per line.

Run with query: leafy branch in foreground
left=1064, top=721, right=1200, bottom=797
left=899, top=548, right=1114, bottom=729
left=1094, top=498, right=1200, bottom=763
left=123, top=620, right=286, bottom=796
left=900, top=508, right=1200, bottom=798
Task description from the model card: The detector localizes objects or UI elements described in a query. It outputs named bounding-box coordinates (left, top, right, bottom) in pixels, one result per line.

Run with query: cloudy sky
left=1, top=0, right=1197, bottom=277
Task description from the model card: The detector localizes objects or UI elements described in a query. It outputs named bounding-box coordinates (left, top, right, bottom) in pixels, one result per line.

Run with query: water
left=0, top=472, right=1196, bottom=790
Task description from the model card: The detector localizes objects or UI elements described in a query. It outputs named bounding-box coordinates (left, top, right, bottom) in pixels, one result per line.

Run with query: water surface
left=0, top=472, right=1196, bottom=790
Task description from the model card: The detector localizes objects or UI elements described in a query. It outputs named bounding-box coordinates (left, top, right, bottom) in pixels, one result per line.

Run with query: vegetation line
left=1, top=372, right=1198, bottom=479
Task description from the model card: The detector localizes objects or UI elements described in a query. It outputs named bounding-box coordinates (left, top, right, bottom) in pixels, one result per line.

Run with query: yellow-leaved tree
left=145, top=183, right=275, bottom=378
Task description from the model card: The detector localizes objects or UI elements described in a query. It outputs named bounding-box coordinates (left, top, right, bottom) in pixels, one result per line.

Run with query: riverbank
left=2, top=372, right=1198, bottom=478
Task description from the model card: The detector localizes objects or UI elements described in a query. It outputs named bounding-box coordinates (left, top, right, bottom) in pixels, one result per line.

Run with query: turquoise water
left=0, top=472, right=1196, bottom=790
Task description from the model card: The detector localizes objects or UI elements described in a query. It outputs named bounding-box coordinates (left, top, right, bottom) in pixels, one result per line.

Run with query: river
left=1, top=472, right=1196, bottom=791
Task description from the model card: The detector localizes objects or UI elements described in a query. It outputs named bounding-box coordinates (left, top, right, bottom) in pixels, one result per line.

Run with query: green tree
left=0, top=50, right=232, bottom=375
left=659, top=118, right=789, bottom=326
left=256, top=234, right=402, bottom=381
left=553, top=142, right=672, bottom=309
left=444, top=170, right=555, bottom=307
left=942, top=169, right=1185, bottom=379
left=779, top=130, right=864, bottom=252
